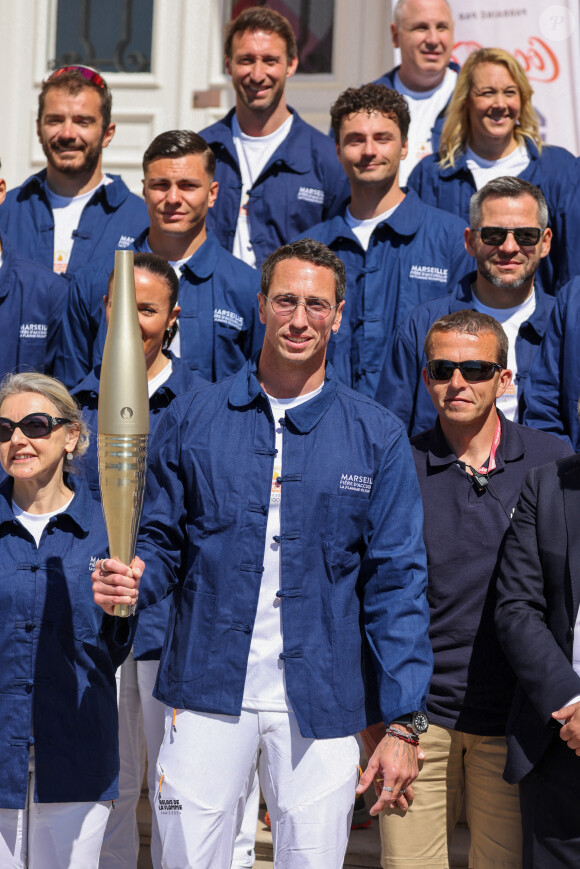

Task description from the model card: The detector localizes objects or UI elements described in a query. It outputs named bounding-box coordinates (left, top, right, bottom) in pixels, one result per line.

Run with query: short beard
left=479, top=259, right=537, bottom=290
left=42, top=139, right=102, bottom=178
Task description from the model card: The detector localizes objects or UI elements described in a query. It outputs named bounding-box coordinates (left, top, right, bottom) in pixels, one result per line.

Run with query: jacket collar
left=20, top=169, right=129, bottom=209
left=438, top=139, right=539, bottom=179
left=133, top=229, right=220, bottom=281
left=317, top=188, right=425, bottom=245
left=0, top=237, right=17, bottom=302
left=228, top=355, right=340, bottom=433
left=0, top=472, right=92, bottom=534
left=426, top=410, right=525, bottom=470
left=450, top=273, right=554, bottom=339
left=207, top=107, right=313, bottom=175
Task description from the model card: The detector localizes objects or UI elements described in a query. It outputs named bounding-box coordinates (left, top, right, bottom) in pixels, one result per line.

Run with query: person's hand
left=92, top=556, right=144, bottom=615
left=552, top=701, right=580, bottom=754
left=356, top=727, right=423, bottom=816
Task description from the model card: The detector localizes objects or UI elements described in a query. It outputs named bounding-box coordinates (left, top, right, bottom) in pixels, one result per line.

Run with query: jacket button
left=25, top=623, right=34, bottom=633
left=30, top=564, right=39, bottom=572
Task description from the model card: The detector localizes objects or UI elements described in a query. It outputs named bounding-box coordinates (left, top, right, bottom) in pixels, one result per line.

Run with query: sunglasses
left=426, top=360, right=503, bottom=382
left=473, top=226, right=542, bottom=246
left=47, top=64, right=108, bottom=92
left=0, top=413, right=71, bottom=443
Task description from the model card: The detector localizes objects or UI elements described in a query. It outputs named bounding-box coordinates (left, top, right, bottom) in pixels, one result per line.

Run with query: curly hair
left=439, top=48, right=541, bottom=169
left=330, top=84, right=410, bottom=143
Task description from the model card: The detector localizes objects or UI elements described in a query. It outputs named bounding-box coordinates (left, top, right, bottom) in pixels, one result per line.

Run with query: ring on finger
left=382, top=785, right=394, bottom=792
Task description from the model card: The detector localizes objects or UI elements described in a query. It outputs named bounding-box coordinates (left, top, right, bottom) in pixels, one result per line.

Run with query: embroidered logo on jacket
left=339, top=473, right=373, bottom=494
left=214, top=309, right=244, bottom=330
left=117, top=235, right=135, bottom=249
left=409, top=265, right=448, bottom=282
left=297, top=186, right=325, bottom=205
left=20, top=323, right=47, bottom=339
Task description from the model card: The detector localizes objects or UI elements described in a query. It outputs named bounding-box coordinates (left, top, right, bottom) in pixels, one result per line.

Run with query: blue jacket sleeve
left=376, top=322, right=423, bottom=432
left=361, top=424, right=432, bottom=723
left=523, top=290, right=573, bottom=446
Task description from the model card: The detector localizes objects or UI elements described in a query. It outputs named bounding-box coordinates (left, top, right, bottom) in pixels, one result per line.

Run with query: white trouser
left=231, top=766, right=260, bottom=868
left=155, top=707, right=359, bottom=869
left=0, top=763, right=110, bottom=869
left=99, top=655, right=165, bottom=869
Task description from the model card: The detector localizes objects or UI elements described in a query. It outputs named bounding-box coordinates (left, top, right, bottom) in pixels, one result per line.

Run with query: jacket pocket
left=167, top=585, right=217, bottom=683
left=331, top=612, right=365, bottom=712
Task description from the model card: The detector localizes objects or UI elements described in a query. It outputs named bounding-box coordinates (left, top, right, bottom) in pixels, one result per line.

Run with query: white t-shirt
left=147, top=359, right=172, bottom=397
left=345, top=203, right=400, bottom=251
left=465, top=144, right=530, bottom=190
left=394, top=67, right=457, bottom=186
left=13, top=494, right=74, bottom=547
left=45, top=176, right=112, bottom=273
left=232, top=113, right=294, bottom=268
left=242, top=384, right=323, bottom=711
left=472, top=288, right=536, bottom=421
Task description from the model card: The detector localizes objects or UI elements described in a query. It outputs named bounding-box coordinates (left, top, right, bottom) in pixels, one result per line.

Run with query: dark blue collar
left=0, top=472, right=93, bottom=534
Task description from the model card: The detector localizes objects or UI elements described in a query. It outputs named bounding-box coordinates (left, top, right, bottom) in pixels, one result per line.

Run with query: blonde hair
left=439, top=48, right=541, bottom=169
left=0, top=371, right=89, bottom=468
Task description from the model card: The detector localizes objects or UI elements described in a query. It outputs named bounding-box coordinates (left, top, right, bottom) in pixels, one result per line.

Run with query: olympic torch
left=98, top=250, right=149, bottom=617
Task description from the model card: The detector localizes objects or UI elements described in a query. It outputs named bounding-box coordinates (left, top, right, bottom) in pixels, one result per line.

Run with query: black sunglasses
left=426, top=360, right=503, bottom=382
left=0, top=413, right=71, bottom=443
left=473, top=226, right=542, bottom=246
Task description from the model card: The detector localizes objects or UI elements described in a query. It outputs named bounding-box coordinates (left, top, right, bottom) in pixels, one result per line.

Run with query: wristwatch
left=391, top=711, right=429, bottom=736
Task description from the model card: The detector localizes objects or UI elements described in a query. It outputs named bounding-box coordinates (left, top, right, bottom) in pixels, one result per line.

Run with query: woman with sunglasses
left=407, top=47, right=575, bottom=292
left=72, top=251, right=206, bottom=869
left=0, top=372, right=133, bottom=868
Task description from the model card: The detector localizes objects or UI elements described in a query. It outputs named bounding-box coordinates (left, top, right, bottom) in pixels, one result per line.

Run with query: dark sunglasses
left=426, top=360, right=503, bottom=382
left=0, top=413, right=71, bottom=443
left=473, top=226, right=542, bottom=246
left=47, top=64, right=108, bottom=92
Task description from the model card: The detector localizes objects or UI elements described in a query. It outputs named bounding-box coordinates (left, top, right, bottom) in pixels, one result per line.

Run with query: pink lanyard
left=474, top=416, right=502, bottom=475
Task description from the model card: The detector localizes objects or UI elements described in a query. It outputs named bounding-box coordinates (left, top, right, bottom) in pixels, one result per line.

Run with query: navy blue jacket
left=55, top=229, right=263, bottom=388
left=301, top=190, right=471, bottom=396
left=377, top=273, right=555, bottom=435
left=73, top=353, right=206, bottom=662
left=0, top=170, right=148, bottom=274
left=496, top=455, right=580, bottom=783
left=0, top=238, right=66, bottom=378
left=0, top=474, right=133, bottom=808
left=407, top=141, right=576, bottom=292
left=412, top=413, right=573, bottom=736
left=373, top=62, right=460, bottom=156
left=135, top=358, right=433, bottom=739
left=523, top=276, right=580, bottom=450
left=200, top=108, right=350, bottom=266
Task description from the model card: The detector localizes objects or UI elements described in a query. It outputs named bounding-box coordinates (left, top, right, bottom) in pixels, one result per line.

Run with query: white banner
left=392, top=0, right=580, bottom=154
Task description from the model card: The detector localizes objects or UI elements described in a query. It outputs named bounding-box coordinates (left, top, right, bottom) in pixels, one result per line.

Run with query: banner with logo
left=392, top=1, right=580, bottom=154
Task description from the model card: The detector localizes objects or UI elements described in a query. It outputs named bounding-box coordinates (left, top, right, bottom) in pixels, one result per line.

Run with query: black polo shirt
left=411, top=411, right=573, bottom=735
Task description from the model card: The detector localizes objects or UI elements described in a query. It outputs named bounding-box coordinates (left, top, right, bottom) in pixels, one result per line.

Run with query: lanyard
left=474, top=415, right=502, bottom=475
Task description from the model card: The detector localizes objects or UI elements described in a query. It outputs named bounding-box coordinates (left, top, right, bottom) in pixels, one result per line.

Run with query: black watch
left=392, top=711, right=429, bottom=736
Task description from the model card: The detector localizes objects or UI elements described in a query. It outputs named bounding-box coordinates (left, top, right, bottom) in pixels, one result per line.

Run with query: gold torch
left=98, top=250, right=149, bottom=617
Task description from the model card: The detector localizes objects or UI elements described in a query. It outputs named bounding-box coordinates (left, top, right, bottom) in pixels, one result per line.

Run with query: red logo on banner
left=452, top=37, right=559, bottom=83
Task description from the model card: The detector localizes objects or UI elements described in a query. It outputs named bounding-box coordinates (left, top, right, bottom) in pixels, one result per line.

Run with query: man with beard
left=199, top=6, right=349, bottom=268
left=376, top=177, right=554, bottom=435
left=0, top=66, right=147, bottom=274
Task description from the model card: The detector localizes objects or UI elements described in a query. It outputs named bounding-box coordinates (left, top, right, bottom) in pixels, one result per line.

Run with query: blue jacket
left=377, top=273, right=556, bottom=435
left=55, top=229, right=263, bottom=388
left=301, top=190, right=471, bottom=397
left=523, top=276, right=580, bottom=450
left=200, top=108, right=350, bottom=266
left=72, top=353, right=207, bottom=662
left=135, top=358, right=433, bottom=739
left=0, top=170, right=148, bottom=274
left=373, top=62, right=460, bottom=155
left=0, top=238, right=66, bottom=378
left=407, top=141, right=576, bottom=292
left=0, top=474, right=133, bottom=809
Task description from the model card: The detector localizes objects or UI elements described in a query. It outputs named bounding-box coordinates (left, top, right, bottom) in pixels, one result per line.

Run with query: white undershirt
left=472, top=288, right=536, bottom=421
left=394, top=68, right=457, bottom=186
left=147, top=359, right=172, bottom=397
left=13, top=494, right=74, bottom=547
left=242, top=384, right=323, bottom=711
left=464, top=144, right=530, bottom=190
left=143, top=236, right=189, bottom=357
left=45, top=176, right=112, bottom=273
left=232, top=113, right=294, bottom=268
left=345, top=203, right=399, bottom=251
